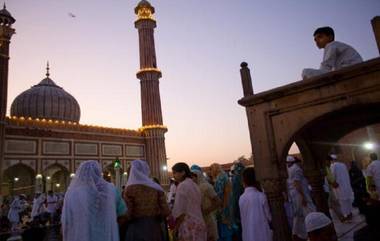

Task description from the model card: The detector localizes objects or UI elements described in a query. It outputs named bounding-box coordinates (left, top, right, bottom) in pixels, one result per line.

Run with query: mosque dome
left=10, top=64, right=81, bottom=122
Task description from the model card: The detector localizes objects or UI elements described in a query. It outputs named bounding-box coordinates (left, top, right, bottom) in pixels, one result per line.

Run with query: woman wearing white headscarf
left=123, top=159, right=170, bottom=241
left=61, top=160, right=126, bottom=241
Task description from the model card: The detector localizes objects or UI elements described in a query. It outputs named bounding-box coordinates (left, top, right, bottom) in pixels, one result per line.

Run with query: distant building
left=0, top=1, right=169, bottom=195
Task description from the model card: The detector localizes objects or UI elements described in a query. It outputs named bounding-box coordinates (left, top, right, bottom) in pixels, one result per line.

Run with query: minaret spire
left=46, top=61, right=50, bottom=77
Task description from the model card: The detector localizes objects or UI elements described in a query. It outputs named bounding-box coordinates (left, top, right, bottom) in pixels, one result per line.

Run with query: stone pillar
left=307, top=169, right=330, bottom=215
left=135, top=1, right=168, bottom=185
left=371, top=16, right=380, bottom=55
left=238, top=62, right=290, bottom=240
left=114, top=165, right=121, bottom=191
left=35, top=174, right=43, bottom=193
left=240, top=62, right=254, bottom=97
left=261, top=178, right=291, bottom=241
left=121, top=171, right=128, bottom=187
left=0, top=5, right=15, bottom=199
left=45, top=176, right=51, bottom=192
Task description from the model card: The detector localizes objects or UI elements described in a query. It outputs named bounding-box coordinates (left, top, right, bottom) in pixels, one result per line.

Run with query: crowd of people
left=0, top=152, right=379, bottom=241
left=60, top=160, right=251, bottom=241
left=59, top=152, right=380, bottom=241
left=0, top=190, right=64, bottom=240
left=284, top=153, right=380, bottom=241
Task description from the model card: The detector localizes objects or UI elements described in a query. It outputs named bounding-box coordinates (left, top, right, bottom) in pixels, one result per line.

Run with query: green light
left=114, top=158, right=121, bottom=169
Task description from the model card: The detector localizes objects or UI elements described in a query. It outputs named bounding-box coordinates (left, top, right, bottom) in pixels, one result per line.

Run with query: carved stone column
left=261, top=178, right=291, bottom=241
left=306, top=170, right=330, bottom=215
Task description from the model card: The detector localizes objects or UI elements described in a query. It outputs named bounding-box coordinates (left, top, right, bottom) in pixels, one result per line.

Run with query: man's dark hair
left=172, top=162, right=192, bottom=178
left=326, top=155, right=333, bottom=161
left=314, top=26, right=335, bottom=40
left=242, top=167, right=257, bottom=187
left=370, top=153, right=378, bottom=161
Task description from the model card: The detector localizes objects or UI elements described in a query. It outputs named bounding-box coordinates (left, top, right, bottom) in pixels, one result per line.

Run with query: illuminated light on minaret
left=135, top=0, right=168, bottom=184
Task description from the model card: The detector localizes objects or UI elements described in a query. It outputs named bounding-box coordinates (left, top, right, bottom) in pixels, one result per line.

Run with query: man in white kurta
left=31, top=193, right=46, bottom=220
left=239, top=167, right=272, bottom=241
left=366, top=153, right=380, bottom=199
left=287, top=156, right=316, bottom=240
left=329, top=155, right=354, bottom=221
left=7, top=195, right=23, bottom=231
left=302, top=26, right=362, bottom=79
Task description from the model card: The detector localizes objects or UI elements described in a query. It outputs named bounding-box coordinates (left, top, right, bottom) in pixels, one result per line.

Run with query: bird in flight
left=68, top=12, right=76, bottom=18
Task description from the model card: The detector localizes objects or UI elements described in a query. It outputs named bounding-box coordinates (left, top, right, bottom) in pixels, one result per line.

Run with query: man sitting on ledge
left=302, top=26, right=363, bottom=79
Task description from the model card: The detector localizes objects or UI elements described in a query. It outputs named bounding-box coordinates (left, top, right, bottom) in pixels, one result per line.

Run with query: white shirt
left=330, top=162, right=354, bottom=201
left=239, top=187, right=272, bottom=241
left=46, top=195, right=57, bottom=213
left=31, top=195, right=46, bottom=218
left=367, top=160, right=380, bottom=196
left=320, top=41, right=363, bottom=71
left=302, top=41, right=362, bottom=79
left=7, top=198, right=22, bottom=223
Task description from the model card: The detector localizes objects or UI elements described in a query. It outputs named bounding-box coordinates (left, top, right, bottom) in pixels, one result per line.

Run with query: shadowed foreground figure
left=123, top=159, right=170, bottom=241
left=61, top=160, right=126, bottom=241
left=305, top=212, right=337, bottom=241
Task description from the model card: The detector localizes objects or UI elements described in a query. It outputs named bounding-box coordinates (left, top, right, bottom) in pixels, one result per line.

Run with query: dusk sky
left=5, top=0, right=380, bottom=168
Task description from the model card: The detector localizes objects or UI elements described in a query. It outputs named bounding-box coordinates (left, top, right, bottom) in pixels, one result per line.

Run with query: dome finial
left=3, top=3, right=6, bottom=10
left=46, top=61, right=50, bottom=78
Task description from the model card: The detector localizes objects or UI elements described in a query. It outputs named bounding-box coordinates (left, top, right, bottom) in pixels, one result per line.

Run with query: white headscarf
left=126, top=159, right=164, bottom=192
left=61, top=160, right=119, bottom=241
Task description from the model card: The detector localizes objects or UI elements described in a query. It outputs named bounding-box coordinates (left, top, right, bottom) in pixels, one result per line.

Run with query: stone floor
left=4, top=208, right=367, bottom=241
left=331, top=208, right=367, bottom=241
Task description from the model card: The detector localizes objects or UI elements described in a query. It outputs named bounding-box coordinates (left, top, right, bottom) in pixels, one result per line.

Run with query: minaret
left=0, top=4, right=16, bottom=197
left=135, top=0, right=168, bottom=184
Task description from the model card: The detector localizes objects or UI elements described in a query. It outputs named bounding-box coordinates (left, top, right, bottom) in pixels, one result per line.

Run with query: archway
left=3, top=163, right=35, bottom=196
left=288, top=103, right=380, bottom=168
left=43, top=164, right=70, bottom=192
left=279, top=103, right=380, bottom=214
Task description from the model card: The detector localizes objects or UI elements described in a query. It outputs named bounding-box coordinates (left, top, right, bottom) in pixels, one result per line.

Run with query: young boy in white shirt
left=302, top=26, right=362, bottom=79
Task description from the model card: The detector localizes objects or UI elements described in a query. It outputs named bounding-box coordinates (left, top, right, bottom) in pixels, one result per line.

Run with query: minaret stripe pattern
left=135, top=1, right=168, bottom=184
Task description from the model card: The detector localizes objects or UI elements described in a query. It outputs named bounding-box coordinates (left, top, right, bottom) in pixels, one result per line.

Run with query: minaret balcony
left=136, top=67, right=162, bottom=79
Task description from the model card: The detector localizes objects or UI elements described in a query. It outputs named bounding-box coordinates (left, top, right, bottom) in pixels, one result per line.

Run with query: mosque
left=0, top=0, right=168, bottom=195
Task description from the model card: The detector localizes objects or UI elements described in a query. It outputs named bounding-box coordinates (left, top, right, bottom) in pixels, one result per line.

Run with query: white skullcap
left=286, top=155, right=295, bottom=163
left=330, top=154, right=337, bottom=160
left=305, top=212, right=332, bottom=233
